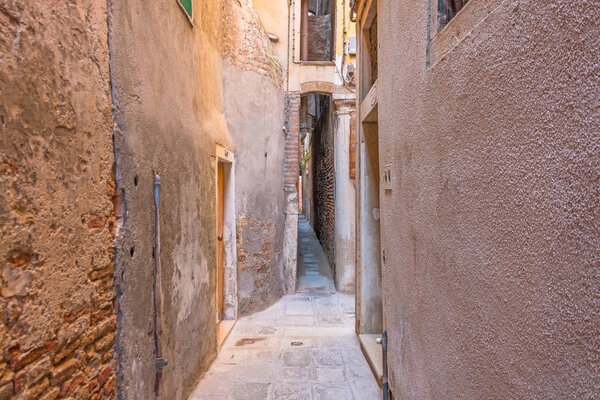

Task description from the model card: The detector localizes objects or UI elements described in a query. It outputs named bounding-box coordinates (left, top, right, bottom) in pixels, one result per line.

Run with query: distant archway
left=300, top=81, right=337, bottom=95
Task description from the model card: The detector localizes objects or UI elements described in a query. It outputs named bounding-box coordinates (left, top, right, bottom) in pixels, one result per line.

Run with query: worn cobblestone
left=189, top=221, right=380, bottom=400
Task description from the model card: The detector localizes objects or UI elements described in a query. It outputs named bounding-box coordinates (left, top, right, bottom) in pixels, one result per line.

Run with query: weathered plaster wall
left=222, top=0, right=286, bottom=316
left=332, top=95, right=356, bottom=293
left=377, top=0, right=600, bottom=398
left=252, top=0, right=289, bottom=74
left=0, top=0, right=117, bottom=398
left=108, top=0, right=230, bottom=398
left=224, top=63, right=285, bottom=315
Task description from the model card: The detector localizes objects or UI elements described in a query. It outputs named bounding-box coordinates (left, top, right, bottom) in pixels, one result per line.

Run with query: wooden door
left=217, top=161, right=224, bottom=321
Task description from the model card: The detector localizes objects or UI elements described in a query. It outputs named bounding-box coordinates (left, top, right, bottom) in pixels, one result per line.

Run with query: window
left=438, top=0, right=469, bottom=30
left=301, top=0, right=335, bottom=61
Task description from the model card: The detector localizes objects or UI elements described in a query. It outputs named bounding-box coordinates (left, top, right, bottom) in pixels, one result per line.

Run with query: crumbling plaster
left=108, top=0, right=230, bottom=398
left=0, top=0, right=117, bottom=397
left=223, top=62, right=286, bottom=316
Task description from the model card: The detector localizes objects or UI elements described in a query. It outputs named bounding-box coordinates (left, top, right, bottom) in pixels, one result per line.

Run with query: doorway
left=356, top=0, right=383, bottom=384
left=215, top=145, right=236, bottom=347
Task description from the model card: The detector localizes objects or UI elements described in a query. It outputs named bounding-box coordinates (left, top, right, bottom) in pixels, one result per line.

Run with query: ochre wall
left=108, top=0, right=230, bottom=398
left=377, top=0, right=599, bottom=398
left=0, top=0, right=117, bottom=398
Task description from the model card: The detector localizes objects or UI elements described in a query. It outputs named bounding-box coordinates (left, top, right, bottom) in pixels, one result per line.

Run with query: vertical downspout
left=341, top=0, right=346, bottom=80
left=300, top=0, right=309, bottom=61
left=378, top=330, right=389, bottom=400
left=153, top=174, right=167, bottom=399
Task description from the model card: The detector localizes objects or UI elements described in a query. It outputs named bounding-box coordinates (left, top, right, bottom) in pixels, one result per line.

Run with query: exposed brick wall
left=0, top=0, right=117, bottom=398
left=222, top=0, right=283, bottom=86
left=285, top=93, right=302, bottom=192
left=312, top=100, right=336, bottom=268
left=236, top=218, right=282, bottom=314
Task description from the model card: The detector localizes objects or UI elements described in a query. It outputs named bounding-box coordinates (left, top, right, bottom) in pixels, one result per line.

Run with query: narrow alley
left=189, top=218, right=380, bottom=399
left=1, top=0, right=598, bottom=399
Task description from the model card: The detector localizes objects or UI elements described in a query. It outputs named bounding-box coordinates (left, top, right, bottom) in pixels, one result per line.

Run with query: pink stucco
left=377, top=0, right=599, bottom=398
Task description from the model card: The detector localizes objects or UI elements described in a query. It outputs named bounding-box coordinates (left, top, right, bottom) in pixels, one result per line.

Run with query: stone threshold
left=358, top=333, right=383, bottom=386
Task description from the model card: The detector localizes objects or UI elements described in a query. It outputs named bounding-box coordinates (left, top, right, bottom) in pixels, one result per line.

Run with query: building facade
left=351, top=0, right=600, bottom=398
left=254, top=0, right=359, bottom=294
left=1, top=0, right=288, bottom=399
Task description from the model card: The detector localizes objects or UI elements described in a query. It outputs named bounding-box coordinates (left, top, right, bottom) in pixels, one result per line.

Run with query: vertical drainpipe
left=378, top=330, right=389, bottom=400
left=301, top=0, right=309, bottom=61
left=153, top=174, right=167, bottom=399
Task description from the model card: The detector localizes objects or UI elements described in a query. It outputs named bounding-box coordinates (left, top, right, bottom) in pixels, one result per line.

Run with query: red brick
left=97, top=364, right=112, bottom=386
left=89, top=264, right=114, bottom=281
left=10, top=339, right=57, bottom=371
left=94, top=332, right=114, bottom=353
left=60, top=371, right=85, bottom=397
left=0, top=382, right=12, bottom=400
left=39, top=387, right=60, bottom=400
left=50, top=358, right=78, bottom=386
left=87, top=377, right=99, bottom=394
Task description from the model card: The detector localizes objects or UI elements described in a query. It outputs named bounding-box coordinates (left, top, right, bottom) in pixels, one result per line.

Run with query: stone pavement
left=188, top=218, right=381, bottom=400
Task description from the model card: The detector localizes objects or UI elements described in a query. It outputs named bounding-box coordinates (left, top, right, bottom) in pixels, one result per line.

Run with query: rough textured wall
left=377, top=0, right=600, bottom=398
left=223, top=0, right=283, bottom=87
left=224, top=63, right=285, bottom=315
left=222, top=0, right=285, bottom=315
left=312, top=102, right=336, bottom=270
left=0, top=0, right=117, bottom=398
left=108, top=0, right=230, bottom=398
left=308, top=14, right=333, bottom=61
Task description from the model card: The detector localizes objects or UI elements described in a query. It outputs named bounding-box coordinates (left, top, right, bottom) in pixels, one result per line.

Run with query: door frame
left=214, top=145, right=237, bottom=345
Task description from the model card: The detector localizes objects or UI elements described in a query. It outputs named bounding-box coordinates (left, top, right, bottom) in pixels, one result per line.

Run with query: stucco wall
left=222, top=0, right=285, bottom=316
left=377, top=0, right=599, bottom=398
left=223, top=63, right=286, bottom=315
left=0, top=0, right=117, bottom=398
left=108, top=0, right=230, bottom=398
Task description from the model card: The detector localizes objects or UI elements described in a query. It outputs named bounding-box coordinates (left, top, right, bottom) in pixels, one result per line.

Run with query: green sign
left=179, top=0, right=192, bottom=21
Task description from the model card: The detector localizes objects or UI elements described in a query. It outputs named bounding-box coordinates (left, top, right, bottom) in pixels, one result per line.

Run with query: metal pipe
left=300, top=0, right=308, bottom=61
left=153, top=174, right=167, bottom=399
left=291, top=0, right=301, bottom=64
left=341, top=0, right=346, bottom=81
left=381, top=330, right=389, bottom=400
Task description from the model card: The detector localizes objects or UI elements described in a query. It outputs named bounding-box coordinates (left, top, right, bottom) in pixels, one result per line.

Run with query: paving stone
left=279, top=336, right=320, bottom=348
left=278, top=367, right=314, bottom=382
left=315, top=367, right=345, bottom=383
left=282, top=348, right=313, bottom=367
left=285, top=316, right=315, bottom=326
left=350, top=378, right=382, bottom=399
left=234, top=360, right=276, bottom=382
left=312, top=383, right=353, bottom=400
left=271, top=382, right=312, bottom=400
left=230, top=382, right=270, bottom=400
left=314, top=349, right=344, bottom=367
left=321, top=334, right=357, bottom=349
left=187, top=220, right=379, bottom=400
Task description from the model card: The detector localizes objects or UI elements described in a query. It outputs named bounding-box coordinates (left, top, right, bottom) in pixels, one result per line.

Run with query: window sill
left=299, top=61, right=336, bottom=66
left=429, top=0, right=503, bottom=68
